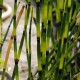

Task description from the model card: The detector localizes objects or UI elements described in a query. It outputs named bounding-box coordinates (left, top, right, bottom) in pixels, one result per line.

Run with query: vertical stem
left=36, top=0, right=42, bottom=79
left=41, top=0, right=48, bottom=79
left=3, top=5, right=24, bottom=69
left=0, top=0, right=3, bottom=58
left=27, top=7, right=33, bottom=80
left=25, top=1, right=32, bottom=79
left=2, top=18, right=13, bottom=45
left=2, top=1, right=21, bottom=46
left=12, top=6, right=25, bottom=79
left=13, top=0, right=19, bottom=80
left=46, top=0, right=53, bottom=73
left=13, top=0, right=17, bottom=60
left=0, top=0, right=3, bottom=80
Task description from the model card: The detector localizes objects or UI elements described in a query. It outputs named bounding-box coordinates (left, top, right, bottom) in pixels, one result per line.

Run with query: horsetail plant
left=41, top=0, right=48, bottom=79
left=27, top=6, right=33, bottom=80
left=2, top=0, right=21, bottom=46
left=11, top=5, right=25, bottom=79
left=12, top=0, right=21, bottom=79
left=0, top=0, right=3, bottom=58
left=36, top=0, right=42, bottom=79
left=3, top=5, right=24, bottom=70
left=0, top=0, right=3, bottom=79
left=1, top=4, right=24, bottom=80
left=1, top=0, right=80, bottom=80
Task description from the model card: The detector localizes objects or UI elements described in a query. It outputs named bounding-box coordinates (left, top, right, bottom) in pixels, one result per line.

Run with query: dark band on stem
left=71, top=19, right=73, bottom=22
left=48, top=20, right=51, bottom=25
left=26, top=4, right=27, bottom=9
left=64, top=38, right=67, bottom=43
left=36, top=2, right=40, bottom=7
left=52, top=10, right=56, bottom=15
left=42, top=22, right=44, bottom=28
left=67, top=7, right=70, bottom=12
left=46, top=51, right=49, bottom=56
left=15, top=0, right=17, bottom=3
left=33, top=18, right=36, bottom=24
left=59, top=69, right=62, bottom=74
left=3, top=68, right=6, bottom=71
left=24, top=25, right=27, bottom=30
left=13, top=16, right=16, bottom=20
left=0, top=5, right=2, bottom=11
left=42, top=65, right=45, bottom=69
left=64, top=12, right=68, bottom=15
left=15, top=59, right=19, bottom=64
left=14, top=36, right=16, bottom=40
left=51, top=57, right=55, bottom=60
left=43, top=29, right=46, bottom=33
left=55, top=22, right=61, bottom=28
left=0, top=44, right=2, bottom=47
left=59, top=38, right=62, bottom=42
left=28, top=2, right=31, bottom=6
left=60, top=9, right=63, bottom=14
left=23, top=30, right=25, bottom=36
left=39, top=71, right=42, bottom=75
left=26, top=49, right=28, bottom=53
left=37, top=37, right=40, bottom=43
left=41, top=52, right=42, bottom=57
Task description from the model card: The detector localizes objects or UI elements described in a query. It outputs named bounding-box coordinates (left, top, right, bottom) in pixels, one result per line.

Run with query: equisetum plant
left=0, top=0, right=80, bottom=80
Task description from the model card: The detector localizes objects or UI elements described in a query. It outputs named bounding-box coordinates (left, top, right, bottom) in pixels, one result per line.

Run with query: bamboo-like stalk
left=27, top=7, right=33, bottom=80
left=25, top=2, right=33, bottom=79
left=0, top=0, right=3, bottom=58
left=12, top=2, right=31, bottom=79
left=24, top=4, right=30, bottom=79
left=46, top=0, right=53, bottom=74
left=17, top=5, right=28, bottom=60
left=3, top=5, right=24, bottom=69
left=24, top=10, right=29, bottom=80
left=45, top=0, right=80, bottom=79
left=36, top=0, right=42, bottom=79
left=13, top=0, right=19, bottom=79
left=41, top=0, right=48, bottom=79
left=13, top=0, right=17, bottom=60
left=1, top=0, right=80, bottom=79
left=1, top=5, right=24, bottom=80
left=2, top=17, right=13, bottom=45
left=18, top=4, right=30, bottom=60
left=2, top=1, right=21, bottom=46
left=0, top=0, right=3, bottom=80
